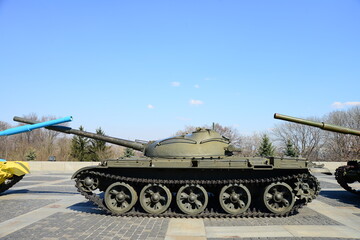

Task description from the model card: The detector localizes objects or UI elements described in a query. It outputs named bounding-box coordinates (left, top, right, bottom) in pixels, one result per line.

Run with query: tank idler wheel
left=78, top=175, right=99, bottom=192
left=219, top=184, right=251, bottom=215
left=176, top=184, right=208, bottom=215
left=263, top=182, right=295, bottom=214
left=140, top=184, right=172, bottom=214
left=104, top=182, right=138, bottom=214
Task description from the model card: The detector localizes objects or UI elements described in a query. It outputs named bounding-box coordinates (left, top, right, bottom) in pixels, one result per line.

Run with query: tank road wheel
left=78, top=175, right=99, bottom=192
left=140, top=184, right=172, bottom=214
left=263, top=182, right=295, bottom=214
left=219, top=184, right=251, bottom=215
left=176, top=184, right=208, bottom=215
left=104, top=182, right=138, bottom=214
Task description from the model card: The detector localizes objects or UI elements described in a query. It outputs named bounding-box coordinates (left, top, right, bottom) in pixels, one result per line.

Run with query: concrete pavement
left=0, top=172, right=359, bottom=239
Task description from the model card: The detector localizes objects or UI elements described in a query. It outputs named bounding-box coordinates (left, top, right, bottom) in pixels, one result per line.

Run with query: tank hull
left=73, top=156, right=320, bottom=217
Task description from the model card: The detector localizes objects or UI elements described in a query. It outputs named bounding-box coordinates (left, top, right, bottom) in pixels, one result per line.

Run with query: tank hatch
left=144, top=128, right=231, bottom=158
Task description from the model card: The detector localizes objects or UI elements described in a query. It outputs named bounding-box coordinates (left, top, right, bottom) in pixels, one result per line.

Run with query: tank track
left=74, top=170, right=320, bottom=218
left=335, top=166, right=360, bottom=195
left=0, top=175, right=24, bottom=194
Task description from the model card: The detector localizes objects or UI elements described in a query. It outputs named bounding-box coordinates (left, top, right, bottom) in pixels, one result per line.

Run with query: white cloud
left=171, top=82, right=180, bottom=87
left=189, top=99, right=204, bottom=105
left=332, top=102, right=360, bottom=109
left=147, top=104, right=155, bottom=109
left=194, top=84, right=200, bottom=88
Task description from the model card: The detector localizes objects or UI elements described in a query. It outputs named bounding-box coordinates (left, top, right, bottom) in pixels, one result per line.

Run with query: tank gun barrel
left=274, top=113, right=360, bottom=136
left=0, top=116, right=73, bottom=136
left=13, top=116, right=145, bottom=152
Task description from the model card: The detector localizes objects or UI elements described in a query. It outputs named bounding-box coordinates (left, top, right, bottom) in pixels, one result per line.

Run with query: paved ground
left=0, top=173, right=359, bottom=240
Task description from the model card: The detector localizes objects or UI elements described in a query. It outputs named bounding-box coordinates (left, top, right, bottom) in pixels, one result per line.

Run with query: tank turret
left=274, top=113, right=360, bottom=195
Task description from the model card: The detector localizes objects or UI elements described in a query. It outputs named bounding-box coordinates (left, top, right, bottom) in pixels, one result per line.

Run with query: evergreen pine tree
left=123, top=147, right=135, bottom=157
left=26, top=149, right=37, bottom=161
left=257, top=134, right=275, bottom=157
left=89, top=127, right=111, bottom=161
left=70, top=126, right=91, bottom=161
left=284, top=139, right=299, bottom=157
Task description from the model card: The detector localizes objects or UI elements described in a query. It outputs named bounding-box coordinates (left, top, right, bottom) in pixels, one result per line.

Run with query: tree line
left=175, top=106, right=360, bottom=161
left=0, top=107, right=359, bottom=162
left=0, top=114, right=131, bottom=162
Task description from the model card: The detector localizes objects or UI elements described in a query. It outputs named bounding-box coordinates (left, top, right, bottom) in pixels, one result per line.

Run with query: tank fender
left=308, top=162, right=332, bottom=175
left=71, top=165, right=106, bottom=179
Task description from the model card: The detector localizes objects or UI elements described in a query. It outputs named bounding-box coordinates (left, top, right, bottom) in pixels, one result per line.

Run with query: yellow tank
left=0, top=116, right=72, bottom=193
left=0, top=160, right=30, bottom=193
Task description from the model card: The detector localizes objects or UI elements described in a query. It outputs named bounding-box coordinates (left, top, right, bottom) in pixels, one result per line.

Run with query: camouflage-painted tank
left=274, top=113, right=360, bottom=195
left=14, top=116, right=321, bottom=217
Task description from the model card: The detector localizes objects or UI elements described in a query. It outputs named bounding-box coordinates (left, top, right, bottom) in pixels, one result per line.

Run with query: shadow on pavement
left=320, top=190, right=360, bottom=208
left=1, top=189, right=78, bottom=195
left=68, top=201, right=107, bottom=214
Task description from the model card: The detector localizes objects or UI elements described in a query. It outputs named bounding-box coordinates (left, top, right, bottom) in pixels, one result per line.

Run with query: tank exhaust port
left=191, top=159, right=198, bottom=167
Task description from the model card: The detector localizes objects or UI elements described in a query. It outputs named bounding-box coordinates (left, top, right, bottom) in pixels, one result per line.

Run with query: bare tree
left=0, top=121, right=12, bottom=159
left=55, top=136, right=72, bottom=161
left=238, top=132, right=262, bottom=157
left=0, top=114, right=71, bottom=161
left=2, top=108, right=358, bottom=162
left=321, top=107, right=360, bottom=161
left=272, top=107, right=360, bottom=162
left=272, top=117, right=324, bottom=160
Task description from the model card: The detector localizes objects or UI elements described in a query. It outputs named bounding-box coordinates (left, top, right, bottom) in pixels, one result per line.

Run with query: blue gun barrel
left=0, top=116, right=72, bottom=136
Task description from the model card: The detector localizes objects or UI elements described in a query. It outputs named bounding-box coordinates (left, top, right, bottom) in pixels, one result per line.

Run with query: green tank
left=274, top=113, right=360, bottom=195
left=14, top=116, right=320, bottom=217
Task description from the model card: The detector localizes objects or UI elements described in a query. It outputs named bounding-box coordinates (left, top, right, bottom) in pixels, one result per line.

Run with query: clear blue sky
left=1, top=1, right=359, bottom=140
